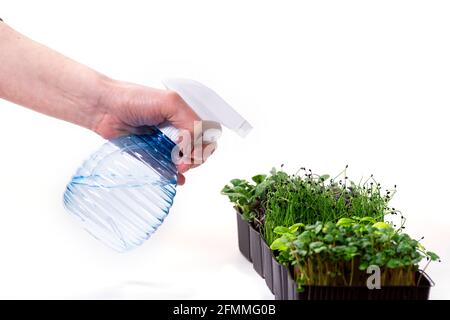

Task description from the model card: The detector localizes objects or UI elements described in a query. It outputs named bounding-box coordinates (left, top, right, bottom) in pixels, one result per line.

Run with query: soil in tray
left=286, top=267, right=433, bottom=300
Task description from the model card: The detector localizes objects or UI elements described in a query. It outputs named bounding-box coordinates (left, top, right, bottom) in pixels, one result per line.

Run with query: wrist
left=87, top=75, right=121, bottom=133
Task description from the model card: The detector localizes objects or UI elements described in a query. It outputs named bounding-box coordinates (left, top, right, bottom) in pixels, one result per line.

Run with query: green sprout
left=222, top=166, right=395, bottom=245
left=270, top=218, right=440, bottom=291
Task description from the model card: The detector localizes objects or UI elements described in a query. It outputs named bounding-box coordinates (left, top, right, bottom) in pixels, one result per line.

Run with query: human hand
left=93, top=80, right=218, bottom=185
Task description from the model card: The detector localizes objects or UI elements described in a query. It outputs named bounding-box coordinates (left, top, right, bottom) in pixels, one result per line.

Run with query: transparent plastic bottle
left=64, top=130, right=177, bottom=252
left=63, top=79, right=252, bottom=252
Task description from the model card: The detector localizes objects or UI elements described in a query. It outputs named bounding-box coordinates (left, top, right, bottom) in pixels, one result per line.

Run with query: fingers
left=191, top=142, right=218, bottom=165
left=176, top=141, right=217, bottom=174
left=177, top=173, right=186, bottom=185
left=163, top=90, right=223, bottom=179
left=164, top=95, right=221, bottom=183
left=164, top=91, right=222, bottom=141
left=196, top=121, right=222, bottom=144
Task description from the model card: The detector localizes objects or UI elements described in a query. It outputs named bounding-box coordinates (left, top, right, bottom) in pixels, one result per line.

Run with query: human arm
left=0, top=22, right=205, bottom=184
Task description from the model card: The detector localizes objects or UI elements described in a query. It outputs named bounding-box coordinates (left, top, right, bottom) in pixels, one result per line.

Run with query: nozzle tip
left=236, top=121, right=253, bottom=138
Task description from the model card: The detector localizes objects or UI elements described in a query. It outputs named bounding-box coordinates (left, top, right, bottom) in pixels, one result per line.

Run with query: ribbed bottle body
left=63, top=129, right=177, bottom=252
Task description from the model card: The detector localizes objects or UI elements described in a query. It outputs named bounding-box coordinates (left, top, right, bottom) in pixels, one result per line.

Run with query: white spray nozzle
left=162, top=79, right=253, bottom=138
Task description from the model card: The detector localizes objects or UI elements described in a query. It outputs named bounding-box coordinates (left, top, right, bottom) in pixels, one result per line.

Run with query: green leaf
left=397, top=242, right=413, bottom=254
left=373, top=222, right=391, bottom=229
left=221, top=185, right=232, bottom=193
left=336, top=218, right=355, bottom=227
left=273, top=226, right=289, bottom=235
left=323, top=234, right=334, bottom=243
left=345, top=246, right=358, bottom=254
left=315, top=246, right=327, bottom=254
left=426, top=251, right=440, bottom=261
left=230, top=179, right=244, bottom=186
left=320, top=174, right=330, bottom=181
left=255, top=180, right=274, bottom=197
left=289, top=223, right=304, bottom=233
left=387, top=259, right=402, bottom=268
left=270, top=238, right=288, bottom=251
left=314, top=223, right=323, bottom=234
left=299, top=231, right=313, bottom=243
left=222, top=192, right=246, bottom=199
left=309, top=240, right=327, bottom=254
left=251, top=174, right=267, bottom=184
left=359, top=217, right=376, bottom=224
left=359, top=262, right=369, bottom=270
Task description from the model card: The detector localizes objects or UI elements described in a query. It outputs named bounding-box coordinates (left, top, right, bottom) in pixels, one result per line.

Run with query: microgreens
left=221, top=173, right=269, bottom=225
left=222, top=166, right=396, bottom=245
left=270, top=218, right=440, bottom=291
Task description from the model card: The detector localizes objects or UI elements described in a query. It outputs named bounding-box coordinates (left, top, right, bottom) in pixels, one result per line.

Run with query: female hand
left=94, top=81, right=217, bottom=184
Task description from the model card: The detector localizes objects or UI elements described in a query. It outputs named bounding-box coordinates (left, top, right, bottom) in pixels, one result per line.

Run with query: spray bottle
left=63, top=79, right=252, bottom=252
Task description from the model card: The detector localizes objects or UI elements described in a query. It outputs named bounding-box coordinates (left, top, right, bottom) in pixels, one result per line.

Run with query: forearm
left=0, top=22, right=110, bottom=130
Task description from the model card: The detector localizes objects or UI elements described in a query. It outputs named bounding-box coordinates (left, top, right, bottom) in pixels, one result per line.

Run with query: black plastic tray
left=236, top=211, right=251, bottom=262
left=234, top=210, right=433, bottom=300
left=272, top=256, right=289, bottom=300
left=249, top=225, right=264, bottom=277
left=262, top=240, right=274, bottom=294
left=286, top=267, right=433, bottom=300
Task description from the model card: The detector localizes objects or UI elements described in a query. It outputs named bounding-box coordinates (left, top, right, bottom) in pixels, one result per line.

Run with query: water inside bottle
left=63, top=130, right=178, bottom=252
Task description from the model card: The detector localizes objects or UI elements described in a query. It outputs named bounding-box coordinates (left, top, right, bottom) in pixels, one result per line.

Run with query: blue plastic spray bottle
left=63, top=79, right=252, bottom=252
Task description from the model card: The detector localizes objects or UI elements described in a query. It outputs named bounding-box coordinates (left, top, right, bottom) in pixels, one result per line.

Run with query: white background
left=0, top=0, right=449, bottom=299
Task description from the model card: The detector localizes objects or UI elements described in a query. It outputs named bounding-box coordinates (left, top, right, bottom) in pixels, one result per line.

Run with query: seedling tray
left=262, top=240, right=274, bottom=294
left=249, top=225, right=264, bottom=277
left=234, top=210, right=434, bottom=300
left=272, top=256, right=289, bottom=300
left=286, top=267, right=433, bottom=300
left=236, top=211, right=251, bottom=262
